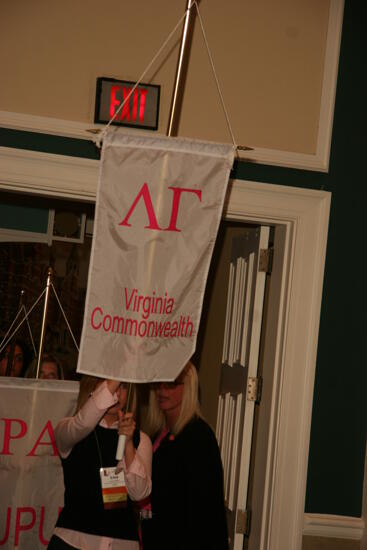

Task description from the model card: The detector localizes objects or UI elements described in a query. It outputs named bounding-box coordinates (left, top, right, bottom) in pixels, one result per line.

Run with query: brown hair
left=76, top=375, right=103, bottom=412
left=25, top=353, right=64, bottom=380
left=42, top=353, right=64, bottom=379
left=76, top=376, right=137, bottom=415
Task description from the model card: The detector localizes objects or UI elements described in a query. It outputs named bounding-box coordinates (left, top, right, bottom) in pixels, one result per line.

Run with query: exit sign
left=94, top=77, right=160, bottom=131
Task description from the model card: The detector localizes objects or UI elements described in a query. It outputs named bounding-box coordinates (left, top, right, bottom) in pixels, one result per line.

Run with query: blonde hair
left=145, top=361, right=202, bottom=437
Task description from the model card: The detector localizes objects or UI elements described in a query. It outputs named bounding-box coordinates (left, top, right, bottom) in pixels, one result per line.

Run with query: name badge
left=99, top=467, right=127, bottom=509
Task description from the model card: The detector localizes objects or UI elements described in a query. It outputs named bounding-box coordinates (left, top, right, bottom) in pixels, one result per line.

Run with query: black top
left=145, top=416, right=229, bottom=550
left=56, top=425, right=139, bottom=541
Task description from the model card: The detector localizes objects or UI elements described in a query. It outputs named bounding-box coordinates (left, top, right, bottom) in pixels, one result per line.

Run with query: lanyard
left=153, top=428, right=170, bottom=452
left=94, top=429, right=105, bottom=468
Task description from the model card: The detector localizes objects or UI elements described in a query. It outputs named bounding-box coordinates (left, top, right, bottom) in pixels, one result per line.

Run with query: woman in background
left=48, top=376, right=152, bottom=550
left=25, top=353, right=65, bottom=380
left=0, top=338, right=29, bottom=377
left=143, top=361, right=229, bottom=550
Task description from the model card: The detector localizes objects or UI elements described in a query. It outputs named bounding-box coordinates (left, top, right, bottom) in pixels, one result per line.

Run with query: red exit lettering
left=110, top=86, right=148, bottom=123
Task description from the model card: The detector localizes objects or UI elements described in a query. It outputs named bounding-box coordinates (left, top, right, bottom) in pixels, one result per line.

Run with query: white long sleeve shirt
left=53, top=381, right=152, bottom=550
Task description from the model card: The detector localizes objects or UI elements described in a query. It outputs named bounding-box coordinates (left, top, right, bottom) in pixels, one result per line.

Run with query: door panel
left=216, top=226, right=270, bottom=550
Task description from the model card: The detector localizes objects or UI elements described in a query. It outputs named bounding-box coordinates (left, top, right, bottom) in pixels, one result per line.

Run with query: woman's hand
left=106, top=379, right=121, bottom=395
left=118, top=411, right=136, bottom=441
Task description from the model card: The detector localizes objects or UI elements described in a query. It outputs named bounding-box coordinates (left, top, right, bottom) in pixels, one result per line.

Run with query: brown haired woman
left=25, top=353, right=65, bottom=380
left=142, top=361, right=229, bottom=550
left=48, top=376, right=152, bottom=549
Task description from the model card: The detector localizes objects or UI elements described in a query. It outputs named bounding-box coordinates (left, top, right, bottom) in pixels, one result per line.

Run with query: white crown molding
left=0, top=111, right=98, bottom=140
left=237, top=146, right=328, bottom=173
left=0, top=111, right=157, bottom=143
left=0, top=146, right=99, bottom=200
left=303, top=513, right=364, bottom=540
left=0, top=1, right=344, bottom=173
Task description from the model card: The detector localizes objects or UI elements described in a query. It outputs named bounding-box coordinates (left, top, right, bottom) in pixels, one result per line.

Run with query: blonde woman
left=48, top=376, right=152, bottom=550
left=142, top=361, right=228, bottom=550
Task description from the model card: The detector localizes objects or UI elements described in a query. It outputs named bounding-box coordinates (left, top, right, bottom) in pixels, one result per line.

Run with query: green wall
left=233, top=0, right=366, bottom=517
left=0, top=0, right=365, bottom=517
left=0, top=204, right=49, bottom=233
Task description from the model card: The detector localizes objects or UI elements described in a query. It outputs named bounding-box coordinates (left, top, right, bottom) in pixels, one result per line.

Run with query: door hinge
left=247, top=376, right=262, bottom=403
left=259, top=247, right=273, bottom=273
left=236, top=508, right=252, bottom=536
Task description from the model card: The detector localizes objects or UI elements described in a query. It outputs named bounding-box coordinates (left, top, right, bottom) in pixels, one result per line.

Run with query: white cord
left=0, top=307, right=24, bottom=348
left=0, top=290, right=46, bottom=355
left=93, top=2, right=238, bottom=153
left=51, top=283, right=80, bottom=352
left=193, top=1, right=237, bottom=149
left=0, top=285, right=79, bottom=366
left=1, top=280, right=80, bottom=360
left=22, top=304, right=37, bottom=357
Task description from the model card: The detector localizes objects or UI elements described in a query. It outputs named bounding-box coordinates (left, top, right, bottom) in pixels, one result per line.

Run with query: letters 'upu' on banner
left=77, top=129, right=235, bottom=382
left=0, top=378, right=78, bottom=549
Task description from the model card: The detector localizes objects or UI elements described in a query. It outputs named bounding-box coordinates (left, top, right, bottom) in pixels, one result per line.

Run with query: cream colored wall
left=0, top=0, right=330, bottom=154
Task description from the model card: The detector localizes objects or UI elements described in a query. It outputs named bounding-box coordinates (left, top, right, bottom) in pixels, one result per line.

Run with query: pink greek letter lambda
left=119, top=183, right=162, bottom=230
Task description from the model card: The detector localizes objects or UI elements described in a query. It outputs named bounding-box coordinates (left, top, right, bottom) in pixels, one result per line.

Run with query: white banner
left=77, top=131, right=234, bottom=382
left=0, top=378, right=78, bottom=549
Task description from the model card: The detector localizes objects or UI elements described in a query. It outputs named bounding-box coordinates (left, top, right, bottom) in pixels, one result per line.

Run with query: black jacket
left=144, top=416, right=229, bottom=550
left=57, top=425, right=139, bottom=541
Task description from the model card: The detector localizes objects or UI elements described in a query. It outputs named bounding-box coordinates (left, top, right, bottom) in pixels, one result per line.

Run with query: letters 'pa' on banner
left=77, top=130, right=235, bottom=382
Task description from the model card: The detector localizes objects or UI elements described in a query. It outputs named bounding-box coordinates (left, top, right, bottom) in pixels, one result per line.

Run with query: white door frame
left=225, top=179, right=330, bottom=549
left=0, top=154, right=331, bottom=549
